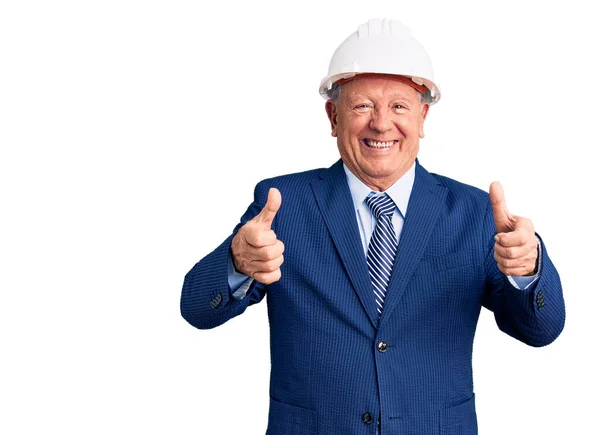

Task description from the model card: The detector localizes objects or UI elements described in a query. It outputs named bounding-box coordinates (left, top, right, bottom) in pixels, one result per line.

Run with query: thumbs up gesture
left=231, top=188, right=285, bottom=284
left=489, top=182, right=538, bottom=276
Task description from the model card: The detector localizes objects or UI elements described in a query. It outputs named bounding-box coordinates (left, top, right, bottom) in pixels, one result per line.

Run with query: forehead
left=340, top=77, right=421, bottom=101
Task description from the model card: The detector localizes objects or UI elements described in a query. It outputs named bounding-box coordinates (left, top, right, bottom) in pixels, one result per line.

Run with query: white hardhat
left=319, top=19, right=441, bottom=104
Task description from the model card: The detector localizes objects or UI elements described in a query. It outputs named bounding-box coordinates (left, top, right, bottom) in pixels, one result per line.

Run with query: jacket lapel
left=378, top=160, right=448, bottom=328
left=310, top=160, right=379, bottom=329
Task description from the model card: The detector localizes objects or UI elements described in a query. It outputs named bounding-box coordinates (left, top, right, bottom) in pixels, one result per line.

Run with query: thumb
left=489, top=181, right=514, bottom=233
left=256, top=188, right=281, bottom=227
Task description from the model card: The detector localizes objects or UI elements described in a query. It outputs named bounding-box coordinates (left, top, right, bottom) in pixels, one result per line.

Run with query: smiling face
left=325, top=76, right=430, bottom=191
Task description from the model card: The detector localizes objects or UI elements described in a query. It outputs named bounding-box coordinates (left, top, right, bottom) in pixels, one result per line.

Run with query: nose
left=369, top=108, right=393, bottom=133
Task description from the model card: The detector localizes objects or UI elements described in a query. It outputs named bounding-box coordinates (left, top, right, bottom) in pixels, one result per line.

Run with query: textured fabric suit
left=180, top=159, right=565, bottom=435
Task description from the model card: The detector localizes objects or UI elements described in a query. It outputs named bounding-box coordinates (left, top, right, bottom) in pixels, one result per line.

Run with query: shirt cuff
left=506, top=236, right=542, bottom=290
left=227, top=248, right=254, bottom=299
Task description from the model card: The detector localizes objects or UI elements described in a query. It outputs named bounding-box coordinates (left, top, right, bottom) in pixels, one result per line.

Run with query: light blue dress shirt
left=227, top=162, right=540, bottom=298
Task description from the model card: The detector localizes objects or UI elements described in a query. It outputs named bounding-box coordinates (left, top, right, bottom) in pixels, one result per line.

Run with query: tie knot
left=365, top=192, right=396, bottom=218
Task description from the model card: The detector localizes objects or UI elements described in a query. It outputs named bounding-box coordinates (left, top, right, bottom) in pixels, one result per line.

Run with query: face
left=325, top=77, right=429, bottom=191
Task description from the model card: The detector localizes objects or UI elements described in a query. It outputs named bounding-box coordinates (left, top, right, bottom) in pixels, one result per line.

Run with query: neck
left=350, top=161, right=415, bottom=192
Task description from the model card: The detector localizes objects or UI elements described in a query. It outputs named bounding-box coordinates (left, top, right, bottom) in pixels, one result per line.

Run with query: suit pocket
left=413, top=250, right=475, bottom=276
left=266, top=397, right=318, bottom=435
left=439, top=393, right=477, bottom=435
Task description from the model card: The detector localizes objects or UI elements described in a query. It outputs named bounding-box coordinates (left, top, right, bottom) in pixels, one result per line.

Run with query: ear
left=419, top=102, right=430, bottom=139
left=325, top=100, right=338, bottom=137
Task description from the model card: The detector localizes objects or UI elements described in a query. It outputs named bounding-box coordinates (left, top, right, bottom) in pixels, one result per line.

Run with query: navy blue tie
left=365, top=192, right=398, bottom=316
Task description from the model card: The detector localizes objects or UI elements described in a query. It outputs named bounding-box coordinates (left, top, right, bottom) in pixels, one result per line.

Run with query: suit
left=181, top=159, right=565, bottom=434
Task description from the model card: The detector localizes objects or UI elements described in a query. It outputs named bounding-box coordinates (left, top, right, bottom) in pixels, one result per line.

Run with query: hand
left=489, top=181, right=538, bottom=277
left=231, top=188, right=285, bottom=285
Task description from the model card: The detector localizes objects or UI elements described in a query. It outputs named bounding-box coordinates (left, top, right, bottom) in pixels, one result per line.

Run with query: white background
left=1, top=0, right=598, bottom=433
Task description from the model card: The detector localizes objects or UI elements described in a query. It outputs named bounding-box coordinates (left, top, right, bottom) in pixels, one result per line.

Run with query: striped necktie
left=365, top=192, right=398, bottom=317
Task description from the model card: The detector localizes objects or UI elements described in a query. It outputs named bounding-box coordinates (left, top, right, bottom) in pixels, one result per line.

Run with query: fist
left=490, top=182, right=538, bottom=276
left=231, top=188, right=285, bottom=285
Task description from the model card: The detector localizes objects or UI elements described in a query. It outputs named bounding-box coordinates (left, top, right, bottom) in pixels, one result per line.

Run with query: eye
left=393, top=104, right=407, bottom=110
left=353, top=104, right=372, bottom=113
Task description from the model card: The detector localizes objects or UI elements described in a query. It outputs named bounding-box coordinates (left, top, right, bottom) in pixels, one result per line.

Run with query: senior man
left=181, top=19, right=565, bottom=435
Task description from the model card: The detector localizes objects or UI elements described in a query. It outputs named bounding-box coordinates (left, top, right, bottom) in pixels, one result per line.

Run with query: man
left=181, top=19, right=565, bottom=434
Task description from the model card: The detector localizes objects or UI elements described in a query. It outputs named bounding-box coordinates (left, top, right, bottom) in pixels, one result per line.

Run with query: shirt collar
left=343, top=161, right=416, bottom=219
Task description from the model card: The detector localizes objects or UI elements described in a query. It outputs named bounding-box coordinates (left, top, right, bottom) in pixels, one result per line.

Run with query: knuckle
left=257, top=232, right=268, bottom=246
left=261, top=268, right=281, bottom=285
left=266, top=258, right=279, bottom=272
left=511, top=247, right=522, bottom=259
left=265, top=230, right=277, bottom=243
left=245, top=229, right=259, bottom=246
left=258, top=230, right=275, bottom=246
left=524, top=259, right=533, bottom=269
left=258, top=246, right=271, bottom=260
left=262, top=260, right=272, bottom=272
left=262, top=245, right=279, bottom=261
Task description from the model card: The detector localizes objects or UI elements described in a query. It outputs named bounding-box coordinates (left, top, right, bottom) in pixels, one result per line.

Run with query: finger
left=245, top=229, right=278, bottom=248
left=497, top=265, right=532, bottom=276
left=256, top=188, right=282, bottom=228
left=253, top=240, right=285, bottom=262
left=252, top=268, right=282, bottom=285
left=494, top=242, right=532, bottom=260
left=495, top=227, right=532, bottom=247
left=494, top=242, right=537, bottom=259
left=489, top=181, right=514, bottom=233
left=250, top=254, right=284, bottom=273
left=494, top=249, right=537, bottom=270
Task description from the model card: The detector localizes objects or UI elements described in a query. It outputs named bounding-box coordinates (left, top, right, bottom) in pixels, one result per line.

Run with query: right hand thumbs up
left=230, top=188, right=285, bottom=285
left=256, top=188, right=281, bottom=228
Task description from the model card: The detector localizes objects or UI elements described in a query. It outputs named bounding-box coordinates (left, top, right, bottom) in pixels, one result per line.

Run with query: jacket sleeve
left=481, top=199, right=566, bottom=347
left=180, top=181, right=270, bottom=329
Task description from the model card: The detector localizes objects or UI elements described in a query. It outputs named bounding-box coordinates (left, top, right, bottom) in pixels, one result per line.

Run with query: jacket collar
left=313, top=158, right=448, bottom=329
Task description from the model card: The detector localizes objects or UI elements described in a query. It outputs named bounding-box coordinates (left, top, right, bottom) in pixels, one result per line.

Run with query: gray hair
left=326, top=81, right=432, bottom=104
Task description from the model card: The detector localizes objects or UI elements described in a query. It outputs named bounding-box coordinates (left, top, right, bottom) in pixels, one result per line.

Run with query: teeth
left=365, top=139, right=395, bottom=148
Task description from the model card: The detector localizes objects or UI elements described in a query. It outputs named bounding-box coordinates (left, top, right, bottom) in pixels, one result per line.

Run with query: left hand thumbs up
left=489, top=181, right=516, bottom=232
left=489, top=181, right=538, bottom=277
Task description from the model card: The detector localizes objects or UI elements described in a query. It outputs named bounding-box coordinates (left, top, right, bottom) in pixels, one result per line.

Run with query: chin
left=365, top=161, right=398, bottom=175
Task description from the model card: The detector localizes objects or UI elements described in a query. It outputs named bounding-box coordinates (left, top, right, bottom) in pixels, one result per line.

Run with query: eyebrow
left=347, top=93, right=417, bottom=103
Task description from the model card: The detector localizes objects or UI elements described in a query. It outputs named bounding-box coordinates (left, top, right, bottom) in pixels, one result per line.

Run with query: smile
left=362, top=139, right=398, bottom=149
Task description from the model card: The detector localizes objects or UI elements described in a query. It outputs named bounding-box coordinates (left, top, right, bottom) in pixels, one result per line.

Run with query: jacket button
left=210, top=293, right=222, bottom=309
left=362, top=412, right=373, bottom=424
left=377, top=340, right=388, bottom=352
